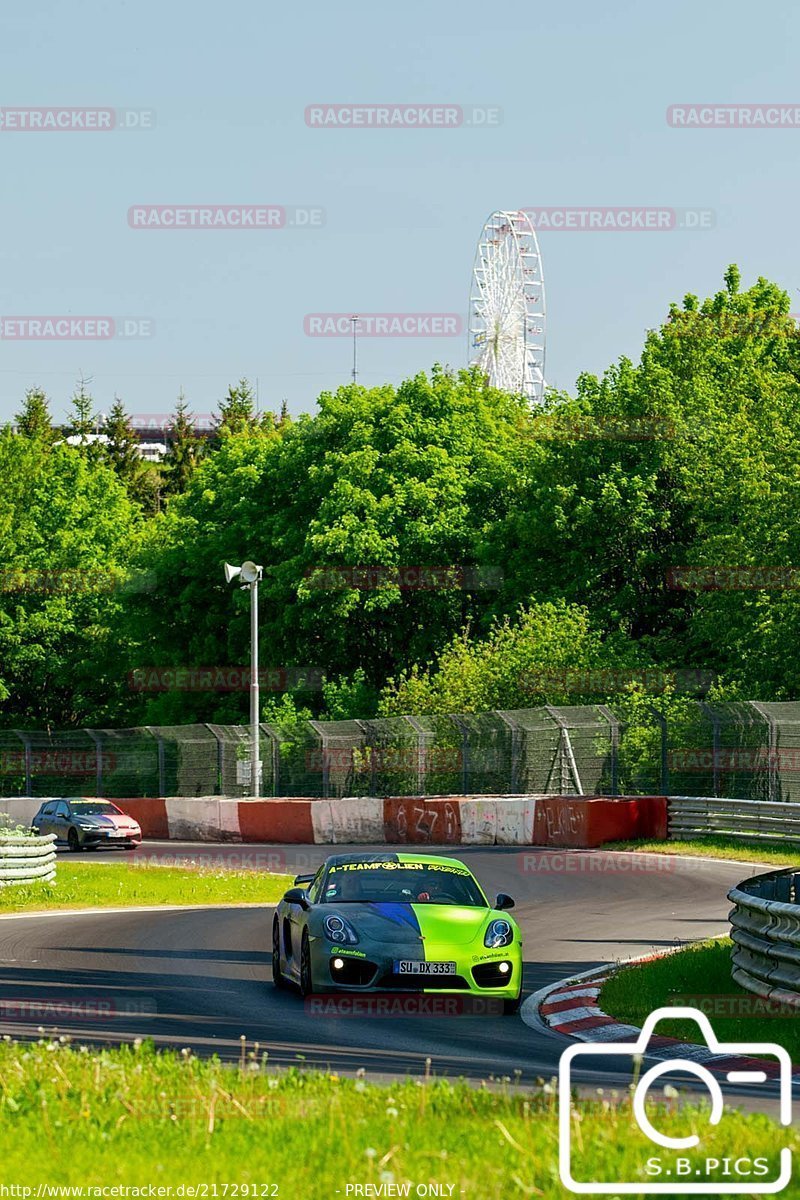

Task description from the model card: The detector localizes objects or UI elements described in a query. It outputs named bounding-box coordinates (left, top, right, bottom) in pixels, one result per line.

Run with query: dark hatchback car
left=32, top=799, right=142, bottom=852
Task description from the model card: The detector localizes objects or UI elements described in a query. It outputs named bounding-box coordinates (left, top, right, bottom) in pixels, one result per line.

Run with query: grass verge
left=600, top=937, right=800, bottom=1060
left=0, top=862, right=292, bottom=913
left=0, top=1038, right=792, bottom=1195
left=605, top=834, right=800, bottom=868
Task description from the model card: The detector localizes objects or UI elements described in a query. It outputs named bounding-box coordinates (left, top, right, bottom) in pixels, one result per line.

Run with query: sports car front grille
left=328, top=958, right=378, bottom=986
left=376, top=972, right=470, bottom=991
left=471, top=961, right=514, bottom=988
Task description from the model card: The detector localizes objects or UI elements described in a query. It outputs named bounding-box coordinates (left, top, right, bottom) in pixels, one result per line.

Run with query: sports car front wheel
left=272, top=917, right=286, bottom=989
left=299, top=930, right=313, bottom=997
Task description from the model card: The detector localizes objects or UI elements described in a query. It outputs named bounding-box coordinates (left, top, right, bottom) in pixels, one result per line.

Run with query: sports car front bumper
left=309, top=935, right=522, bottom=1000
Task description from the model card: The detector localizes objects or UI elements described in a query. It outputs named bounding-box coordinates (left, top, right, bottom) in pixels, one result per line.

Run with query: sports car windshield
left=323, top=862, right=487, bottom=907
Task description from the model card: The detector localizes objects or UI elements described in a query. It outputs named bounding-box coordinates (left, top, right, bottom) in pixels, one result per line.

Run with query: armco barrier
left=0, top=832, right=56, bottom=886
left=670, top=796, right=800, bottom=844
left=728, top=868, right=800, bottom=1008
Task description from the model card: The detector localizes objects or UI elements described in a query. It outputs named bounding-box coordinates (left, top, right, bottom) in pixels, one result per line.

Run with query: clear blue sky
left=0, top=0, right=797, bottom=424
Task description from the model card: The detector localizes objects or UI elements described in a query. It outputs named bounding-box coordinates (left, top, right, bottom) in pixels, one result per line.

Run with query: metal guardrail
left=0, top=832, right=56, bottom=887
left=669, top=796, right=800, bottom=844
left=728, top=869, right=800, bottom=1007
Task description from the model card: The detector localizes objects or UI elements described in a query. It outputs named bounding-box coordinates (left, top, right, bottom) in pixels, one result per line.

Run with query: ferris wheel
left=468, top=210, right=546, bottom=403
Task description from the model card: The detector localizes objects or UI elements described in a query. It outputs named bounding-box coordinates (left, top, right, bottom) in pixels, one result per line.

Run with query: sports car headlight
left=323, top=914, right=360, bottom=945
left=484, top=919, right=513, bottom=948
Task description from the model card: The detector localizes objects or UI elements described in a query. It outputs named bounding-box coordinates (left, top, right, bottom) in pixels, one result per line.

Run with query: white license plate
left=109, top=832, right=126, bottom=838
left=394, top=960, right=456, bottom=975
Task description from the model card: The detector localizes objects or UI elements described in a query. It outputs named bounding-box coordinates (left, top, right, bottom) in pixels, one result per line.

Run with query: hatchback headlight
left=323, top=914, right=359, bottom=945
left=485, top=919, right=513, bottom=948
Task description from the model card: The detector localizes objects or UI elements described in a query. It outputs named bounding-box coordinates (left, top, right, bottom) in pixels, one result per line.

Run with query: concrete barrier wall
left=0, top=794, right=668, bottom=847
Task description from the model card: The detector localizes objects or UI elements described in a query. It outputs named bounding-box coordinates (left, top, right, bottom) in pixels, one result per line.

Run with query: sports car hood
left=317, top=903, right=490, bottom=946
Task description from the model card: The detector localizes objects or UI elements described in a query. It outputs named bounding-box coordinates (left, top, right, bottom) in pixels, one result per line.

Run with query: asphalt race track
left=0, top=844, right=779, bottom=1096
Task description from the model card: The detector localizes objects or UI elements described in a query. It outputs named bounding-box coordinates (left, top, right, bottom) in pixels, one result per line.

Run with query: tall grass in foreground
left=0, top=1038, right=792, bottom=1196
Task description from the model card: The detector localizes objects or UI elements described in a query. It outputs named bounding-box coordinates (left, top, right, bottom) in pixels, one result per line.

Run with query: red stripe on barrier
left=542, top=994, right=601, bottom=1015
left=533, top=796, right=668, bottom=848
left=382, top=797, right=463, bottom=844
left=121, top=798, right=169, bottom=839
left=556, top=1014, right=620, bottom=1034
left=237, top=800, right=315, bottom=843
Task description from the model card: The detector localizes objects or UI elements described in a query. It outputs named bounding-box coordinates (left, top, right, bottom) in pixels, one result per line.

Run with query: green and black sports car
left=271, top=852, right=523, bottom=1013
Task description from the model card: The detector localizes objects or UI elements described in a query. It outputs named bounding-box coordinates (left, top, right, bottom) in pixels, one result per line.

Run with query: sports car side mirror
left=495, top=893, right=515, bottom=911
left=283, top=887, right=311, bottom=910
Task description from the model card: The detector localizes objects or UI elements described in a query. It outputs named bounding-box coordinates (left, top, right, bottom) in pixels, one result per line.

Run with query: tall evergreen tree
left=67, top=377, right=96, bottom=443
left=164, top=391, right=201, bottom=494
left=104, top=397, right=140, bottom=484
left=213, top=378, right=257, bottom=441
left=15, top=387, right=54, bottom=443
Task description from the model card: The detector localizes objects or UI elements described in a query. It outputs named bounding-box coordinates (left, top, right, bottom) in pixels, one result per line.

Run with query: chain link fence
left=1, top=701, right=800, bottom=800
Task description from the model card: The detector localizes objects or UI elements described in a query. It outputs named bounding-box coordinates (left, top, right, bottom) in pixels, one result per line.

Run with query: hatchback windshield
left=69, top=801, right=122, bottom=816
left=322, top=861, right=486, bottom=907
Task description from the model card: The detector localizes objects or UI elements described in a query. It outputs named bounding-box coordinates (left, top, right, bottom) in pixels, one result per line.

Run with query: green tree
left=0, top=430, right=142, bottom=728
left=213, top=378, right=258, bottom=441
left=122, top=367, right=529, bottom=723
left=67, top=377, right=96, bottom=443
left=379, top=600, right=627, bottom=714
left=15, top=388, right=54, bottom=443
left=163, top=392, right=202, bottom=495
left=104, top=397, right=140, bottom=483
